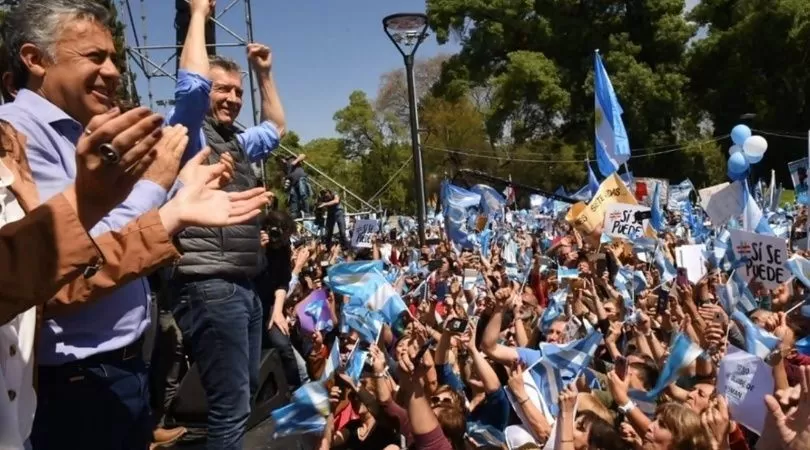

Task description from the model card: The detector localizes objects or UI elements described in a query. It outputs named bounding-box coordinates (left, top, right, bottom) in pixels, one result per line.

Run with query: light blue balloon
left=744, top=152, right=763, bottom=164
left=727, top=166, right=747, bottom=181
left=731, top=124, right=752, bottom=146
left=728, top=151, right=750, bottom=174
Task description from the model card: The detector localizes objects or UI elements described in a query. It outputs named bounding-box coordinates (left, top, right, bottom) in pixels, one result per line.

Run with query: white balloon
left=743, top=135, right=768, bottom=157
left=729, top=145, right=742, bottom=155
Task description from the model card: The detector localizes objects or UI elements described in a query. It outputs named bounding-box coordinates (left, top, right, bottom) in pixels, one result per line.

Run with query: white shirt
left=0, top=159, right=37, bottom=449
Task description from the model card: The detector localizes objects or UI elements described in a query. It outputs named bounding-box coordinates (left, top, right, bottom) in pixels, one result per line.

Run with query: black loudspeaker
left=164, top=349, right=290, bottom=441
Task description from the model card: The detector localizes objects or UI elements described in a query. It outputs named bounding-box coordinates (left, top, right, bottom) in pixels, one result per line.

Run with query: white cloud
left=686, top=0, right=700, bottom=11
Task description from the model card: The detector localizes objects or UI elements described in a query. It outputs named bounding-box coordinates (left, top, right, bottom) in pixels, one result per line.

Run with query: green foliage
left=294, top=1, right=810, bottom=212
left=687, top=0, right=810, bottom=186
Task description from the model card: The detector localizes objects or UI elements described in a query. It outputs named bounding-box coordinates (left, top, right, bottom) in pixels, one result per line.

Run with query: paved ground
left=167, top=419, right=317, bottom=449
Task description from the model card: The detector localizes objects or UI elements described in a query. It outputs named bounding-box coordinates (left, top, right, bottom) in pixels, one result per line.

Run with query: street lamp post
left=383, top=13, right=429, bottom=247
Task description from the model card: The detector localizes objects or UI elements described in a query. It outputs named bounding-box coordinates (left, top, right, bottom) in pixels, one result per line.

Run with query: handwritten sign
left=603, top=203, right=651, bottom=240
left=566, top=173, right=638, bottom=235
left=702, top=182, right=745, bottom=226
left=729, top=229, right=791, bottom=289
left=351, top=219, right=378, bottom=249
left=717, top=346, right=774, bottom=435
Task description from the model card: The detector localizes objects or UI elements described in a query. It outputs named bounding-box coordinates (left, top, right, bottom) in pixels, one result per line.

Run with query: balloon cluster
left=727, top=124, right=768, bottom=181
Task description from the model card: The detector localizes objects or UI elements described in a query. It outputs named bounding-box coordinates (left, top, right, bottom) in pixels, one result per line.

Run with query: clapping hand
left=73, top=107, right=164, bottom=229
left=178, top=147, right=234, bottom=189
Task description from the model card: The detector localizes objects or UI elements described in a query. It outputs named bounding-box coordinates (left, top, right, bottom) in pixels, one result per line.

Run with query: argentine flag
left=742, top=180, right=774, bottom=235
left=594, top=51, right=631, bottom=177
left=629, top=333, right=702, bottom=415
left=270, top=382, right=330, bottom=438
left=731, top=310, right=781, bottom=360
left=786, top=254, right=810, bottom=289
left=507, top=329, right=602, bottom=430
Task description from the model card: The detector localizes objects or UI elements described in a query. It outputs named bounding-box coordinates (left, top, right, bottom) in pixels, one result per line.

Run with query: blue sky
left=122, top=0, right=700, bottom=144
left=121, top=0, right=460, bottom=143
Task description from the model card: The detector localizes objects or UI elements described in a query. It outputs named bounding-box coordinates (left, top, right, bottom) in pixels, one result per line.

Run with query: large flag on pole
left=594, top=51, right=631, bottom=177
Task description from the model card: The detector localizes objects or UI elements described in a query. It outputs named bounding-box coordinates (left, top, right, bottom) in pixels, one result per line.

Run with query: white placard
left=717, top=346, right=774, bottom=435
left=729, top=229, right=791, bottom=289
left=702, top=182, right=744, bottom=226
left=632, top=177, right=670, bottom=207
left=603, top=203, right=650, bottom=240
left=675, top=244, right=707, bottom=284
left=699, top=182, right=730, bottom=208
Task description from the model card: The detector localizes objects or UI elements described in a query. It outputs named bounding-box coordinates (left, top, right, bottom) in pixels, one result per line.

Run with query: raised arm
left=247, top=43, right=286, bottom=134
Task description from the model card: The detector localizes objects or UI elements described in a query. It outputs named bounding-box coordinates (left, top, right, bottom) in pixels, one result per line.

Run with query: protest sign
left=702, top=182, right=745, bottom=226
left=566, top=173, right=638, bottom=235
left=788, top=157, right=809, bottom=204
left=729, top=229, right=791, bottom=289
left=717, top=346, right=774, bottom=435
left=632, top=177, right=669, bottom=207
left=351, top=219, right=378, bottom=249
left=699, top=182, right=730, bottom=208
left=668, top=180, right=693, bottom=211
left=603, top=203, right=650, bottom=240
left=675, top=244, right=707, bottom=284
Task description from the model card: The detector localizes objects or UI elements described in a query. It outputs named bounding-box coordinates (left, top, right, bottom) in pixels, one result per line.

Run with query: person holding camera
left=317, top=188, right=348, bottom=250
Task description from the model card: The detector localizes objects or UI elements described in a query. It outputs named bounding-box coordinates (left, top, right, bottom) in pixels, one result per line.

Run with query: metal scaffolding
left=117, top=0, right=376, bottom=214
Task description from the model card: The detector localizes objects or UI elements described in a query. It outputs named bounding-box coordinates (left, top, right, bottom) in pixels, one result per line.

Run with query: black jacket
left=173, top=117, right=263, bottom=278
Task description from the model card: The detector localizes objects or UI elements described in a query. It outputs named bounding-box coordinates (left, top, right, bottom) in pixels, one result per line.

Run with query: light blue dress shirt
left=168, top=70, right=282, bottom=162
left=0, top=89, right=167, bottom=365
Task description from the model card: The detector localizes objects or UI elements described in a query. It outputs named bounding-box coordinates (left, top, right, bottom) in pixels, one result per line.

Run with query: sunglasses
left=430, top=395, right=454, bottom=406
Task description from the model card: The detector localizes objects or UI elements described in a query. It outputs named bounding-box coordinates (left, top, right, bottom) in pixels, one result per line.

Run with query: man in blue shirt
left=163, top=0, right=286, bottom=448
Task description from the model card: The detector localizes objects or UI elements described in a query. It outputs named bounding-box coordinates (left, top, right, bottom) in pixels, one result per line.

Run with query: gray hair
left=3, top=0, right=112, bottom=90
left=209, top=55, right=241, bottom=74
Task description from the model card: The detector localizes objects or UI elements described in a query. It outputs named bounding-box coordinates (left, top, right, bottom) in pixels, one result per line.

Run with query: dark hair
left=263, top=210, right=295, bottom=249
left=630, top=360, right=659, bottom=390
left=578, top=411, right=627, bottom=450
left=3, top=0, right=113, bottom=90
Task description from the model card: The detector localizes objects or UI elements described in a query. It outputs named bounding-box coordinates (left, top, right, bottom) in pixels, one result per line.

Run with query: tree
left=375, top=54, right=451, bottom=127
left=426, top=0, right=702, bottom=181
left=687, top=0, right=810, bottom=185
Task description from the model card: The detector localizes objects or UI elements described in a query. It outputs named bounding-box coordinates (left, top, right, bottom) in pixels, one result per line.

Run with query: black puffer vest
left=173, top=117, right=262, bottom=278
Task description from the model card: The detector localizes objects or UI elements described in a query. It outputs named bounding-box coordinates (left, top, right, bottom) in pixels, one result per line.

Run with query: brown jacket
left=0, top=121, right=180, bottom=324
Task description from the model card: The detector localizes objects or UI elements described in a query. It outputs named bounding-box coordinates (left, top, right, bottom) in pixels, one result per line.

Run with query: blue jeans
left=31, top=357, right=152, bottom=450
left=170, top=278, right=262, bottom=450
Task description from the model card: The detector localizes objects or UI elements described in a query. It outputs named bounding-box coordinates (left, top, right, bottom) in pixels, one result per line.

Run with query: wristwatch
left=618, top=399, right=636, bottom=414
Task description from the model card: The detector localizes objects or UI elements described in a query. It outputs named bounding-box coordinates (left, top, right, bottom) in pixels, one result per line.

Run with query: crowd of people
left=0, top=1, right=809, bottom=450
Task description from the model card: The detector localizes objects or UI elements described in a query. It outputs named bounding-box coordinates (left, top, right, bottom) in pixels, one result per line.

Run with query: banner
left=351, top=219, right=378, bottom=249
left=632, top=177, right=669, bottom=207
left=788, top=157, right=809, bottom=204
left=603, top=203, right=650, bottom=240
left=729, top=229, right=791, bottom=289
left=566, top=173, right=638, bottom=235
left=717, top=346, right=774, bottom=435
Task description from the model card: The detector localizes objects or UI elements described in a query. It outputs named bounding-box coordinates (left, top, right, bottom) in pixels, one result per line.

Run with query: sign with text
left=729, top=229, right=791, bottom=289
left=351, top=219, right=378, bottom=249
left=702, top=182, right=745, bottom=227
left=717, top=346, right=774, bottom=435
left=603, top=203, right=651, bottom=240
left=788, top=157, right=809, bottom=205
left=632, top=177, right=669, bottom=207
left=566, top=173, right=638, bottom=235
